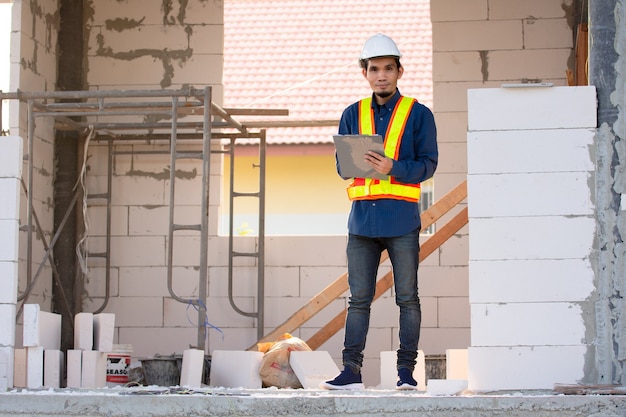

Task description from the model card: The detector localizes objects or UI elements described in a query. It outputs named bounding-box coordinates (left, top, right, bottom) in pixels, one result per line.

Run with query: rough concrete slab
left=0, top=388, right=625, bottom=417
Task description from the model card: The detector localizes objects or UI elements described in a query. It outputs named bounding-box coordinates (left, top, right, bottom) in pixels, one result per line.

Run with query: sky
left=1, top=3, right=10, bottom=132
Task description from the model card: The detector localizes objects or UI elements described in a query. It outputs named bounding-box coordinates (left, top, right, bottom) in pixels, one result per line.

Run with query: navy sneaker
left=319, top=367, right=364, bottom=390
left=396, top=368, right=418, bottom=390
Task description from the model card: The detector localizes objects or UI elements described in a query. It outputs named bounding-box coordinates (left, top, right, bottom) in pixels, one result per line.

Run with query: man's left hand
left=364, top=151, right=393, bottom=175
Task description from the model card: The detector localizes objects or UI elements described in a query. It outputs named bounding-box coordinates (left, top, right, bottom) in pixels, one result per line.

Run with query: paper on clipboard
left=333, top=134, right=388, bottom=180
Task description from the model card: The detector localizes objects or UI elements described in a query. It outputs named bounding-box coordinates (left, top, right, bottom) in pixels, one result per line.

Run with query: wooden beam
left=421, top=180, right=467, bottom=229
left=306, top=207, right=469, bottom=350
left=249, top=180, right=468, bottom=350
left=306, top=274, right=393, bottom=351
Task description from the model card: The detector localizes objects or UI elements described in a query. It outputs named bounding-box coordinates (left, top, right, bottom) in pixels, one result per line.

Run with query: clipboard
left=333, top=134, right=388, bottom=180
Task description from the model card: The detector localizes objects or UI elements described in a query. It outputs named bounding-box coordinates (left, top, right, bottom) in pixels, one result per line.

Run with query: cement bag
left=259, top=335, right=311, bottom=388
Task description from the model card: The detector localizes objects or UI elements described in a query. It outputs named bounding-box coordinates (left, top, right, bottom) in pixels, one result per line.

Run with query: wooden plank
left=421, top=180, right=467, bottom=230
left=250, top=181, right=468, bottom=350
left=222, top=108, right=290, bottom=116
left=306, top=207, right=469, bottom=350
left=307, top=274, right=393, bottom=350
left=420, top=207, right=468, bottom=257
left=575, top=23, right=588, bottom=86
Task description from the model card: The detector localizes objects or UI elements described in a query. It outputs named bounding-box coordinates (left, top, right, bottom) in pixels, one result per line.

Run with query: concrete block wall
left=2, top=0, right=584, bottom=391
left=429, top=0, right=576, bottom=366
left=467, top=86, right=596, bottom=391
left=9, top=0, right=58, bottom=311
left=0, top=136, right=23, bottom=390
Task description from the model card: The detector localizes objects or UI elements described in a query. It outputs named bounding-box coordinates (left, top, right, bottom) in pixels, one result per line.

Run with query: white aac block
left=41, top=309, right=63, bottom=349
left=469, top=216, right=595, bottom=261
left=22, top=304, right=40, bottom=347
left=289, top=350, right=340, bottom=389
left=467, top=129, right=595, bottom=175
left=0, top=304, right=16, bottom=346
left=0, top=261, right=18, bottom=304
left=44, top=350, right=64, bottom=388
left=14, top=348, right=26, bottom=388
left=26, top=346, right=44, bottom=389
left=66, top=350, right=82, bottom=388
left=180, top=349, right=204, bottom=387
left=468, top=172, right=594, bottom=218
left=81, top=350, right=107, bottom=388
left=0, top=346, right=13, bottom=390
left=74, top=312, right=94, bottom=351
left=209, top=350, right=263, bottom=389
left=469, top=259, right=594, bottom=303
left=446, top=349, right=469, bottom=380
left=427, top=379, right=468, bottom=396
left=0, top=136, right=23, bottom=178
left=23, top=305, right=62, bottom=350
left=0, top=178, right=20, bottom=219
left=379, top=350, right=426, bottom=390
left=0, top=219, right=19, bottom=261
left=467, top=86, right=597, bottom=131
left=93, top=313, right=115, bottom=353
left=468, top=345, right=587, bottom=391
left=471, top=302, right=585, bottom=346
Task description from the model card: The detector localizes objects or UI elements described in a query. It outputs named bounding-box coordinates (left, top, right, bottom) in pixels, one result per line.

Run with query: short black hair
left=360, top=57, right=402, bottom=70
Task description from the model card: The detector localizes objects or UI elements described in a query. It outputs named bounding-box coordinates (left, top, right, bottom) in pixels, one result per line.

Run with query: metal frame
left=0, top=86, right=279, bottom=351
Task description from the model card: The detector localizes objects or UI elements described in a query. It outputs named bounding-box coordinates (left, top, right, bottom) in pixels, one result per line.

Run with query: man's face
left=362, top=57, right=403, bottom=102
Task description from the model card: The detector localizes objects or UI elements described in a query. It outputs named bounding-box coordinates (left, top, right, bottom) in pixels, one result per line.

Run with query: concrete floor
left=1, top=387, right=626, bottom=417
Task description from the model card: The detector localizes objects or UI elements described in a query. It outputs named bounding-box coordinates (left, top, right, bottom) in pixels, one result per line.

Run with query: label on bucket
left=107, top=353, right=131, bottom=384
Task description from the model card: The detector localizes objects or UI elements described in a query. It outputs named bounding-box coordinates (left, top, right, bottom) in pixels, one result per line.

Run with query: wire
left=75, top=126, right=94, bottom=276
left=186, top=299, right=225, bottom=341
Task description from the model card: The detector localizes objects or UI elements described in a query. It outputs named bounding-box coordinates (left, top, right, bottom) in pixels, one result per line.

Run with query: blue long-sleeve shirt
left=337, top=90, right=438, bottom=237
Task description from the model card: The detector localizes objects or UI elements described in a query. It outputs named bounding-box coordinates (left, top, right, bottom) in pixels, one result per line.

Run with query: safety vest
left=346, top=96, right=421, bottom=202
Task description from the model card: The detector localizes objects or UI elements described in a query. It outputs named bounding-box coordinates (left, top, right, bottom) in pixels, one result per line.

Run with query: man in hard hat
left=321, top=34, right=438, bottom=390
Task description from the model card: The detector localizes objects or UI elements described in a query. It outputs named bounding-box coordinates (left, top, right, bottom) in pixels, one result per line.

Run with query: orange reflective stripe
left=347, top=180, right=421, bottom=202
left=347, top=96, right=421, bottom=202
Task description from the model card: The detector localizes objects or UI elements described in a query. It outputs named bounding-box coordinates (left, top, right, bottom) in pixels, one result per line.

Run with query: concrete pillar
left=0, top=136, right=23, bottom=390
left=588, top=0, right=626, bottom=385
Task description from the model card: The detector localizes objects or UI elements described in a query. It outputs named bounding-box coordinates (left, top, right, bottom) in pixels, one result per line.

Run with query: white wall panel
left=469, top=216, right=595, bottom=260
left=469, top=259, right=594, bottom=303
left=468, top=86, right=597, bottom=131
left=468, top=172, right=594, bottom=218
left=468, top=345, right=587, bottom=391
left=467, top=129, right=595, bottom=174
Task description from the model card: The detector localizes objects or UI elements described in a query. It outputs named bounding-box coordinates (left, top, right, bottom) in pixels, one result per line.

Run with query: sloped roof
left=224, top=0, right=432, bottom=144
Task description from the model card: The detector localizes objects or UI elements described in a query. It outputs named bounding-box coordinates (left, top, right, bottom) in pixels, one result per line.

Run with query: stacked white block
left=180, top=349, right=205, bottom=387
left=209, top=350, right=263, bottom=389
left=290, top=350, right=340, bottom=389
left=467, top=86, right=597, bottom=391
left=446, top=349, right=468, bottom=381
left=0, top=136, right=23, bottom=390
left=93, top=313, right=115, bottom=353
left=68, top=312, right=115, bottom=388
left=379, top=350, right=426, bottom=390
left=22, top=304, right=62, bottom=388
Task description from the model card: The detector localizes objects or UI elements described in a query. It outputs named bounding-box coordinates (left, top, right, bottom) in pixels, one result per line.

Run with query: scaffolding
left=0, top=86, right=291, bottom=351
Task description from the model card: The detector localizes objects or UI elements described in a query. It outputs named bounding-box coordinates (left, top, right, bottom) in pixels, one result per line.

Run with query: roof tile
left=224, top=0, right=432, bottom=144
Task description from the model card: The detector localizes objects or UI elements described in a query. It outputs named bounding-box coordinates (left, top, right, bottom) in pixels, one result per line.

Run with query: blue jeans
left=342, top=229, right=421, bottom=373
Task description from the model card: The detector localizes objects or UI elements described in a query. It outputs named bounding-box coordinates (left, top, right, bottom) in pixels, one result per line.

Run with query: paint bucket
left=106, top=344, right=133, bottom=387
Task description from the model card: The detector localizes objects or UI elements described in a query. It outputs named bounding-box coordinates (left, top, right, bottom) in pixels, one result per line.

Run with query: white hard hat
left=359, top=33, right=402, bottom=60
